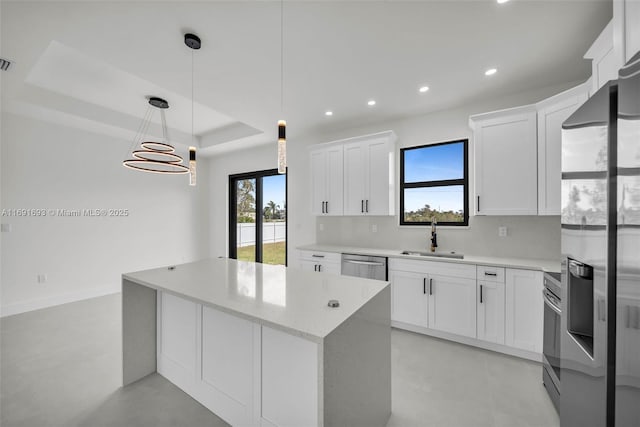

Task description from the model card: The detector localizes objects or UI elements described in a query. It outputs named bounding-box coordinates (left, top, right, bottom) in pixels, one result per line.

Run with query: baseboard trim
left=391, top=321, right=542, bottom=362
left=0, top=285, right=120, bottom=317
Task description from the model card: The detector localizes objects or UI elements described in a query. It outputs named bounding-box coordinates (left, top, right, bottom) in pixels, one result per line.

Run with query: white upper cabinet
left=585, top=20, right=619, bottom=94
left=310, top=131, right=396, bottom=217
left=344, top=135, right=395, bottom=216
left=343, top=142, right=366, bottom=215
left=470, top=105, right=538, bottom=216
left=614, top=0, right=640, bottom=67
left=536, top=83, right=589, bottom=215
left=310, top=145, right=343, bottom=216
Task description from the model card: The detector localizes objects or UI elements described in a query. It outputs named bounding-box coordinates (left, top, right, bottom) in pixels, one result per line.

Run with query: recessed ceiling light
left=419, top=86, right=429, bottom=93
left=485, top=68, right=497, bottom=76
left=497, top=0, right=510, bottom=3
left=368, top=100, right=376, bottom=106
left=325, top=111, right=333, bottom=116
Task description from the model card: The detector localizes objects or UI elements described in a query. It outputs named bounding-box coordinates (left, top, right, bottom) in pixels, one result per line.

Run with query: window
left=229, top=169, right=287, bottom=265
left=400, top=139, right=468, bottom=226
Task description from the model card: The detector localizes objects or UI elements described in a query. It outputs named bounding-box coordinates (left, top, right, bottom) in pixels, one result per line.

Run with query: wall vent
left=0, top=59, right=12, bottom=71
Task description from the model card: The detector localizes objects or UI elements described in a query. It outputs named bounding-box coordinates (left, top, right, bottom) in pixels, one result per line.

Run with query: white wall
left=207, top=80, right=580, bottom=263
left=0, top=113, right=209, bottom=316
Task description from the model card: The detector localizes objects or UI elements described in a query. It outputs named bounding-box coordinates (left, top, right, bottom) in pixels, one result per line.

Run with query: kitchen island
left=122, top=258, right=391, bottom=427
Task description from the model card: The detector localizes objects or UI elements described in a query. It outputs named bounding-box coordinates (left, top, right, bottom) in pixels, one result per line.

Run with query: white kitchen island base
left=122, top=259, right=391, bottom=427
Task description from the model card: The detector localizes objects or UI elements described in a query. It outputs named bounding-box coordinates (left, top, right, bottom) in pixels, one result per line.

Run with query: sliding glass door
left=229, top=169, right=287, bottom=265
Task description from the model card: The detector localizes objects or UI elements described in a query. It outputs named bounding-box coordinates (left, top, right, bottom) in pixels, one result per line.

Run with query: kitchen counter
left=298, top=244, right=561, bottom=273
left=122, top=257, right=391, bottom=427
left=123, top=257, right=388, bottom=342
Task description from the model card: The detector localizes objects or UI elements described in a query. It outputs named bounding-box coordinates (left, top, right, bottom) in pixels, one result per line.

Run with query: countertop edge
left=296, top=244, right=561, bottom=273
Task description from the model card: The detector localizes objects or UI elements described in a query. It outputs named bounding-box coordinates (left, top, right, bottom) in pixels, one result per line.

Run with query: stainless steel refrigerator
left=560, top=52, right=640, bottom=427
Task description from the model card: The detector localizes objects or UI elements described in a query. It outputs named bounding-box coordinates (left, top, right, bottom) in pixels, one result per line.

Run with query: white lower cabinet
left=200, top=306, right=255, bottom=426
left=505, top=268, right=544, bottom=353
left=390, top=259, right=476, bottom=338
left=428, top=274, right=476, bottom=338
left=390, top=270, right=428, bottom=328
left=390, top=258, right=545, bottom=360
left=261, top=326, right=318, bottom=427
left=297, top=250, right=341, bottom=275
left=476, top=280, right=506, bottom=345
left=157, top=292, right=320, bottom=427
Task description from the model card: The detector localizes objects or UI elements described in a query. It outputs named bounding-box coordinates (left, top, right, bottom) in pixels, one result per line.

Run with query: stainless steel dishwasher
left=341, top=253, right=388, bottom=281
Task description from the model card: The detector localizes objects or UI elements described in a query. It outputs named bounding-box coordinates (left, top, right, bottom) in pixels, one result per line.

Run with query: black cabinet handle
left=477, top=195, right=480, bottom=212
left=326, top=201, right=328, bottom=213
left=321, top=201, right=325, bottom=213
left=366, top=199, right=369, bottom=213
left=484, top=272, right=497, bottom=277
left=429, top=278, right=433, bottom=295
left=480, top=285, right=483, bottom=303
left=423, top=278, right=426, bottom=294
left=314, top=264, right=317, bottom=272
left=361, top=200, right=364, bottom=213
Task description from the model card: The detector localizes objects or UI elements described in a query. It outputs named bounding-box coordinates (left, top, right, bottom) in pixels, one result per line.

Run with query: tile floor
left=1, top=293, right=559, bottom=427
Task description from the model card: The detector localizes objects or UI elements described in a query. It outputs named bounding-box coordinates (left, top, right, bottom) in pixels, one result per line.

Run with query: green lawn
left=237, top=241, right=286, bottom=265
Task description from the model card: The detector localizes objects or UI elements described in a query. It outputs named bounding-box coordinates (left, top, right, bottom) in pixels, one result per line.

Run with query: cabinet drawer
left=389, top=258, right=476, bottom=280
left=298, top=250, right=340, bottom=264
left=477, top=266, right=505, bottom=282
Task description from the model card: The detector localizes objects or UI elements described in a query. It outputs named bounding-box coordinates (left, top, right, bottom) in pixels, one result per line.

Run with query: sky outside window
left=262, top=174, right=286, bottom=212
left=404, top=142, right=464, bottom=183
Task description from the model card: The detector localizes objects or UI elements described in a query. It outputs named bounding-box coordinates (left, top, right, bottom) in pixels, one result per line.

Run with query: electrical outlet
left=1, top=223, right=11, bottom=232
left=498, top=226, right=508, bottom=237
left=372, top=224, right=378, bottom=233
left=319, top=223, right=324, bottom=231
left=37, top=274, right=48, bottom=284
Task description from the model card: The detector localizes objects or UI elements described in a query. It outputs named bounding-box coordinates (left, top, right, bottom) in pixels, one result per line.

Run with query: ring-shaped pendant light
left=123, top=97, right=189, bottom=175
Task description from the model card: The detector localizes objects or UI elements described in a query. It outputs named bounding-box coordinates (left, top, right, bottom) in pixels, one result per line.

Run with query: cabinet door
left=365, top=138, right=393, bottom=215
left=262, top=326, right=319, bottom=427
left=201, top=306, right=255, bottom=426
left=624, top=0, right=640, bottom=63
left=474, top=109, right=538, bottom=215
left=537, top=90, right=588, bottom=215
left=298, top=259, right=319, bottom=272
left=318, top=262, right=341, bottom=275
left=310, top=149, right=327, bottom=215
left=390, top=270, right=428, bottom=327
left=477, top=281, right=505, bottom=344
left=428, top=275, right=477, bottom=338
left=343, top=142, right=366, bottom=215
left=505, top=269, right=543, bottom=353
left=325, top=146, right=344, bottom=216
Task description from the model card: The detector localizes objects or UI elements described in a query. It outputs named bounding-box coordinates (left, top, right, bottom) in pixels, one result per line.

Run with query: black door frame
left=228, top=168, right=287, bottom=265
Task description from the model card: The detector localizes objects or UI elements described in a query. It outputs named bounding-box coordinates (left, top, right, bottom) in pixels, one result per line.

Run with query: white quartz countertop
left=123, top=258, right=389, bottom=343
left=297, top=244, right=561, bottom=273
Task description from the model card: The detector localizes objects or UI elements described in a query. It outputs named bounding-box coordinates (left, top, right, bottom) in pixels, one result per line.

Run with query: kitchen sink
left=400, top=250, right=464, bottom=259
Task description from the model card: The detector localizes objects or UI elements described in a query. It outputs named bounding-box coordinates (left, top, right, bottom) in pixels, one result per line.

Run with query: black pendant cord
left=192, top=47, right=194, bottom=146
left=280, top=0, right=283, bottom=114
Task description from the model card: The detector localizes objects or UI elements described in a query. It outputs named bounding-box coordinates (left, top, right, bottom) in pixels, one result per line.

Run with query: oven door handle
left=542, top=289, right=561, bottom=315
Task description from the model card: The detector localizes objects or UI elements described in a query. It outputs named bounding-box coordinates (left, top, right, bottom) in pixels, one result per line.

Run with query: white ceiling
left=1, top=0, right=611, bottom=156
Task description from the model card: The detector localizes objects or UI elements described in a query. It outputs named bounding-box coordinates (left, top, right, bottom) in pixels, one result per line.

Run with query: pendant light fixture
left=123, top=97, right=189, bottom=174
left=277, top=0, right=287, bottom=174
left=185, top=33, right=201, bottom=186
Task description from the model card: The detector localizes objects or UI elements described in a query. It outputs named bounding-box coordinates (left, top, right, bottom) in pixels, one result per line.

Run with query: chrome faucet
left=430, top=217, right=438, bottom=252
